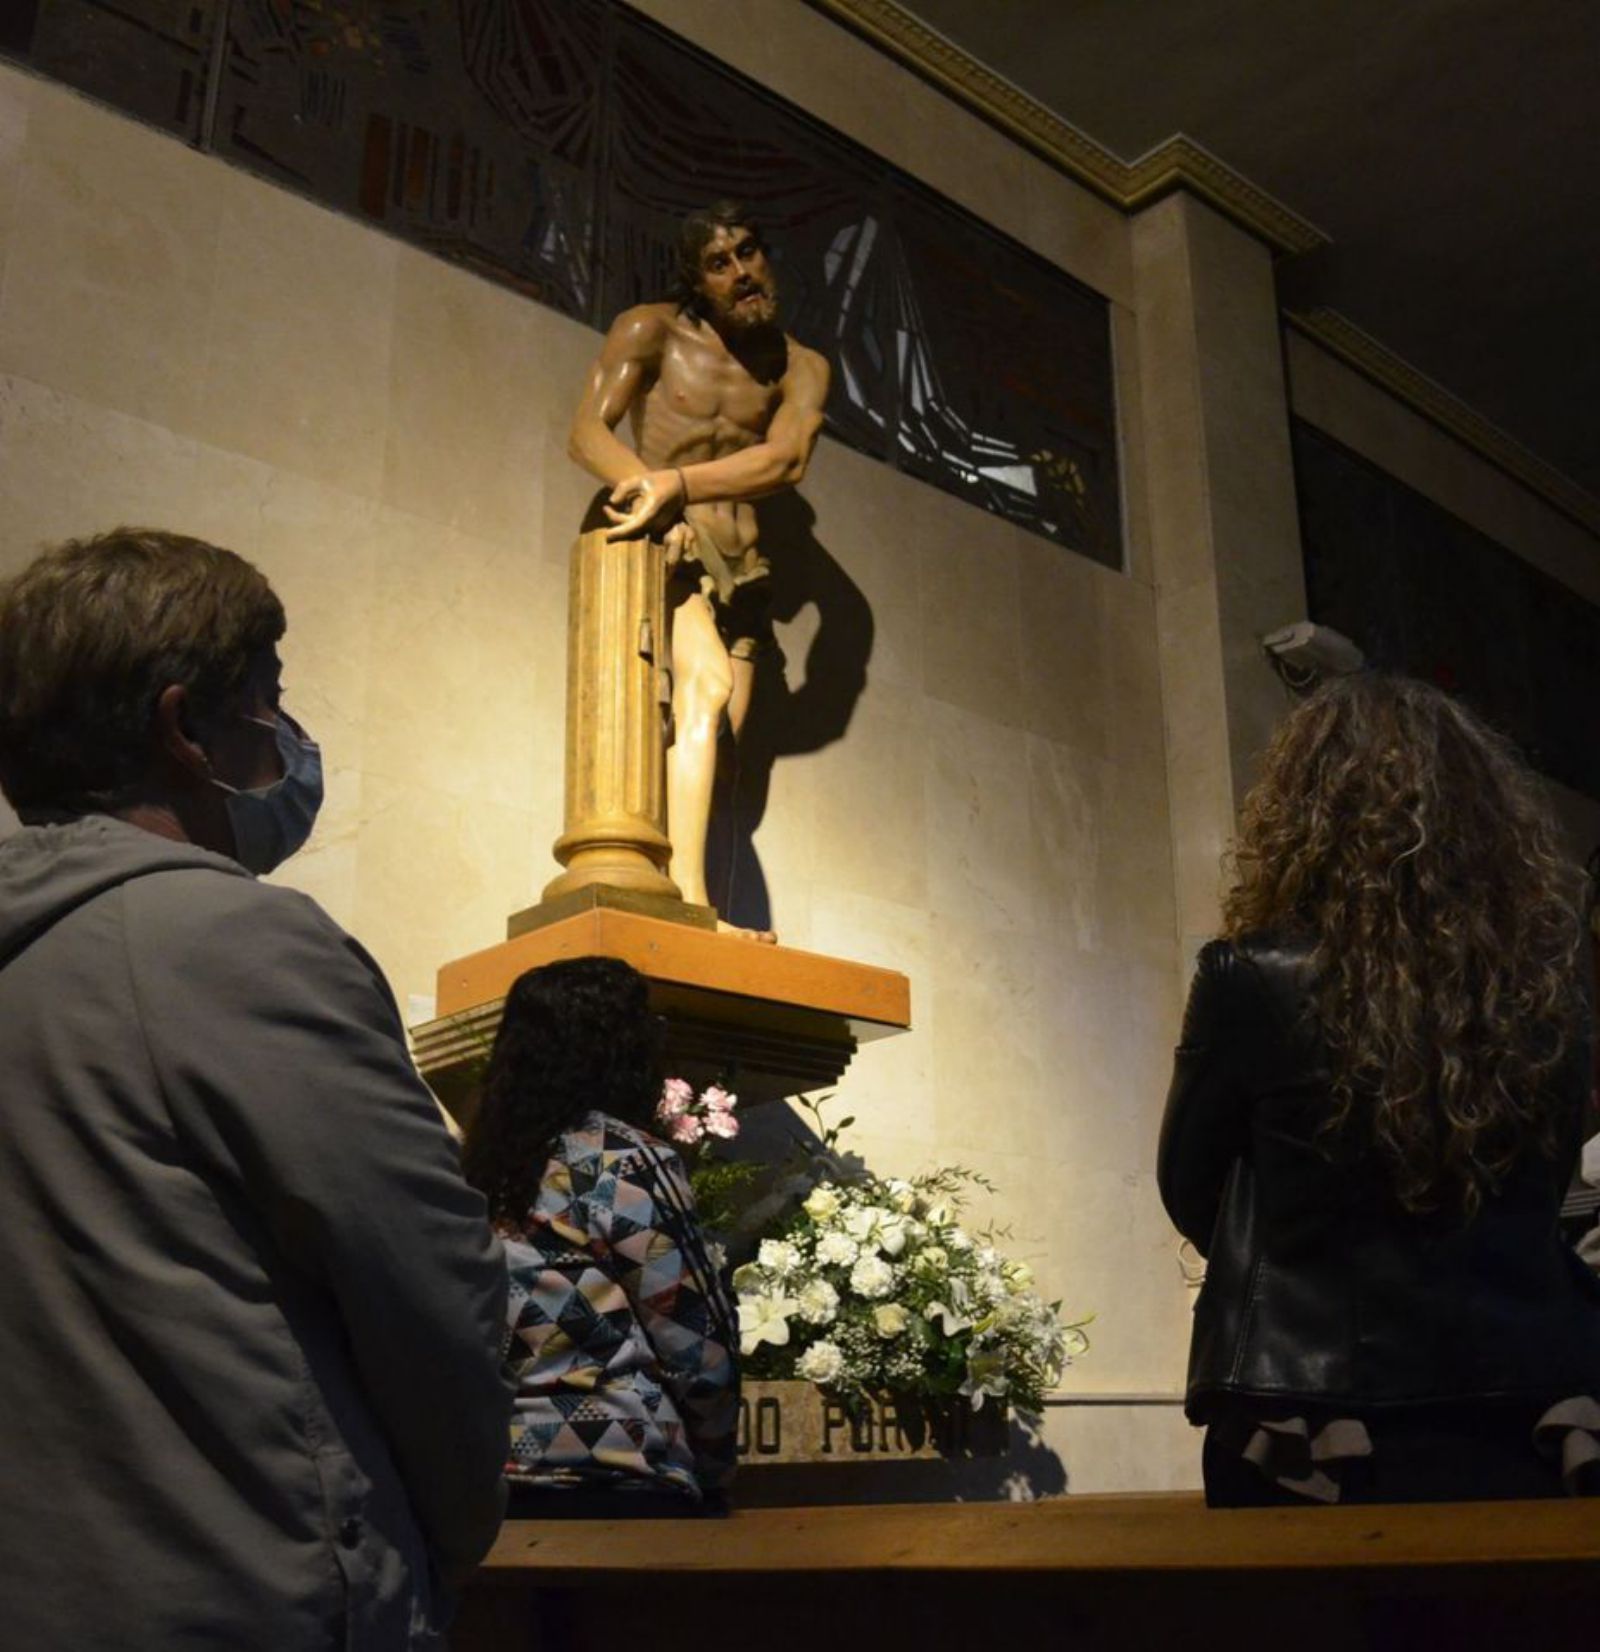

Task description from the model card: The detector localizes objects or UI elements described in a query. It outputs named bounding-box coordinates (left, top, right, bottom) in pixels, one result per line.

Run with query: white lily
left=925, top=1299, right=973, bottom=1335
left=738, top=1291, right=799, bottom=1356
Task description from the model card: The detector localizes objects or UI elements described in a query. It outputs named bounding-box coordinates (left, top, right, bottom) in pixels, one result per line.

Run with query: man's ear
left=153, top=683, right=211, bottom=780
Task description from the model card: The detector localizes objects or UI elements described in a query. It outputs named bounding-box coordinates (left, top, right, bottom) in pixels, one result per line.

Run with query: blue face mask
left=211, top=711, right=324, bottom=874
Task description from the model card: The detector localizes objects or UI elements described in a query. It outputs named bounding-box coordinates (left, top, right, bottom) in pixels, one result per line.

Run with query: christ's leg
left=667, top=593, right=773, bottom=941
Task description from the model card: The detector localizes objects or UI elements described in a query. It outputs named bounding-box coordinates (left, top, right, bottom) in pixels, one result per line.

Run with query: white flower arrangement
left=732, top=1166, right=1090, bottom=1415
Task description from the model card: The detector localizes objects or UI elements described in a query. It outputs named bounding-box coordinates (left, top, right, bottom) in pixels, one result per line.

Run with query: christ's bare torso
left=630, top=304, right=788, bottom=570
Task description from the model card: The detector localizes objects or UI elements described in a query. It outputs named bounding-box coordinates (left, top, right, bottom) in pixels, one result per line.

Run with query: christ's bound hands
left=604, top=468, right=685, bottom=542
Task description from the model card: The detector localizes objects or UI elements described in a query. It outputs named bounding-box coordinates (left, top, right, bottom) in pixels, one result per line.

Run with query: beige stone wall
left=0, top=26, right=1199, bottom=1492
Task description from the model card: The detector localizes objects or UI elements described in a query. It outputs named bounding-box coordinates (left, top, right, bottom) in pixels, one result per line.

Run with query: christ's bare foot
left=717, top=917, right=777, bottom=944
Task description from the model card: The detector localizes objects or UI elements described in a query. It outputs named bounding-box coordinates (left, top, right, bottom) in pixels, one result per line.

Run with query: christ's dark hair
left=461, top=956, right=663, bottom=1227
left=672, top=200, right=763, bottom=318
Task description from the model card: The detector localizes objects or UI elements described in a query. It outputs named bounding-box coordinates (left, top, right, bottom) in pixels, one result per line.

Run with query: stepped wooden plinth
left=411, top=901, right=911, bottom=1126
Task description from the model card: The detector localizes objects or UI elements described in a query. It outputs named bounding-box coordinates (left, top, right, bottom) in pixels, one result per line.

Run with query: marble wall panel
left=962, top=1149, right=1191, bottom=1393
left=349, top=776, right=541, bottom=1013
left=0, top=374, right=214, bottom=567
left=927, top=929, right=1048, bottom=1162
left=918, top=501, right=1026, bottom=732
left=0, top=76, right=218, bottom=438
left=1033, top=946, right=1182, bottom=1181
left=0, top=64, right=27, bottom=297
left=193, top=167, right=396, bottom=498
left=384, top=249, right=557, bottom=547
left=1016, top=531, right=1112, bottom=762
left=807, top=888, right=936, bottom=1142
left=1102, top=571, right=1169, bottom=781
left=1023, top=735, right=1102, bottom=953
left=806, top=680, right=929, bottom=912
left=923, top=699, right=1037, bottom=939
left=1040, top=1402, right=1200, bottom=1494
left=363, top=507, right=553, bottom=822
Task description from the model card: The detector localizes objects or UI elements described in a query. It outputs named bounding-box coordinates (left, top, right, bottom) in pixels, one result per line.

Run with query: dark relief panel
left=17, top=0, right=214, bottom=139
left=1, top=0, right=1122, bottom=569
left=217, top=0, right=603, bottom=319
left=1294, top=420, right=1600, bottom=802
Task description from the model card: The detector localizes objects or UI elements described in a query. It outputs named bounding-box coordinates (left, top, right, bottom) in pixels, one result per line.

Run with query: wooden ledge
left=418, top=908, right=913, bottom=1118
left=437, top=907, right=909, bottom=1028
left=478, top=1492, right=1600, bottom=1581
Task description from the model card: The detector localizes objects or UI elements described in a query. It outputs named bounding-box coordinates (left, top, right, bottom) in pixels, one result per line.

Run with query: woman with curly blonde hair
left=1160, top=673, right=1600, bottom=1506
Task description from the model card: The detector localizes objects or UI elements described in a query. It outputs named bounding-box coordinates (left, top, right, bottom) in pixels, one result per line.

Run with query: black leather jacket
left=1159, top=934, right=1600, bottom=1422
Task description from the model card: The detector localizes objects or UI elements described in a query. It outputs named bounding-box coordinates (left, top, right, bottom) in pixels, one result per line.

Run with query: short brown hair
left=0, top=528, right=285, bottom=810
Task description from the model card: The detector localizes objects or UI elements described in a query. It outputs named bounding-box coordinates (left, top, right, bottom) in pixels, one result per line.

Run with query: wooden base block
left=413, top=907, right=911, bottom=1124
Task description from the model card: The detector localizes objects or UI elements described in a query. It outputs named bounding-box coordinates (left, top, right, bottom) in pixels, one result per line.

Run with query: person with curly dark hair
left=462, top=956, right=738, bottom=1515
left=1159, top=672, right=1600, bottom=1506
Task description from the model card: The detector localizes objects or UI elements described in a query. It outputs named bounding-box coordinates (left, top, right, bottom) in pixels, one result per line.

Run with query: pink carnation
left=666, top=1112, right=704, bottom=1146
left=657, top=1077, right=695, bottom=1120
left=703, top=1107, right=740, bottom=1140
left=702, top=1085, right=737, bottom=1115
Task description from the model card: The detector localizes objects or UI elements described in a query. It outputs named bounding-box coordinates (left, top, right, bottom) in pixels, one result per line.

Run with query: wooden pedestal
left=412, top=901, right=911, bottom=1126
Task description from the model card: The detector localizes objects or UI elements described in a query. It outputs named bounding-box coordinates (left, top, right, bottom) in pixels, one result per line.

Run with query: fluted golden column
left=542, top=524, right=680, bottom=901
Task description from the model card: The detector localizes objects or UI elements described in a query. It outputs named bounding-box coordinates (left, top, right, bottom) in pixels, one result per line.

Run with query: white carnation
left=797, top=1277, right=840, bottom=1325
left=850, top=1254, right=896, bottom=1299
left=797, top=1340, right=846, bottom=1384
left=758, top=1239, right=803, bottom=1277
left=814, top=1230, right=859, bottom=1267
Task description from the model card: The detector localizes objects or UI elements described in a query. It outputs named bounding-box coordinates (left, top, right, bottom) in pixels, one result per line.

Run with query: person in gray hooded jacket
left=0, top=529, right=513, bottom=1649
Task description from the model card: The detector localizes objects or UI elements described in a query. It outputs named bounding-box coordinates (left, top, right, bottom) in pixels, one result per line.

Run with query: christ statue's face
left=696, top=224, right=778, bottom=333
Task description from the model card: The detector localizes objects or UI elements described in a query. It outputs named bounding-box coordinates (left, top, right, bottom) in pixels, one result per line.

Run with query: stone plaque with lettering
left=736, top=1380, right=1006, bottom=1465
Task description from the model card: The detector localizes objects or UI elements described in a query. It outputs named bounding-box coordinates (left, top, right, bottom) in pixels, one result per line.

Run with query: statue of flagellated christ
left=566, top=203, right=831, bottom=941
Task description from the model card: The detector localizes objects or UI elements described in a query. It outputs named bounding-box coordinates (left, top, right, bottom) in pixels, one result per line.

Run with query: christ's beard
left=718, top=281, right=779, bottom=332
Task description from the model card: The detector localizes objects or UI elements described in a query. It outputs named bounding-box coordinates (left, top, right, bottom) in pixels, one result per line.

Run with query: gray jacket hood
left=0, top=813, right=249, bottom=969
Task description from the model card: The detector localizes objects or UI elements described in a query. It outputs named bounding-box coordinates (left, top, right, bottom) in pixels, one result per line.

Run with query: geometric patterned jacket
left=499, top=1111, right=740, bottom=1499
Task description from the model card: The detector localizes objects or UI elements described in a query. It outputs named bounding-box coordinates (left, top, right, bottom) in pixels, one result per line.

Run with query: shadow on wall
left=704, top=493, right=874, bottom=934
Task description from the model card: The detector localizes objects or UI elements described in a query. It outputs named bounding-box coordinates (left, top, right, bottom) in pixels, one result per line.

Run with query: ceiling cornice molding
left=804, top=0, right=1327, bottom=256
left=1288, top=309, right=1600, bottom=540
